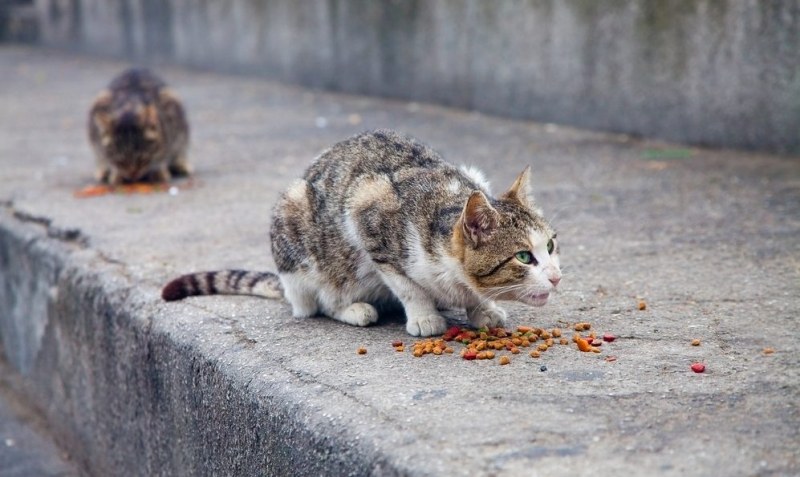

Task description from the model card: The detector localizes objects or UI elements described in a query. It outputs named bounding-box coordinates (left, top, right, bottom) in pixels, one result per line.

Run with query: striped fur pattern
left=162, top=270, right=282, bottom=301
left=88, top=68, right=191, bottom=185
left=268, top=130, right=562, bottom=336
left=162, top=130, right=561, bottom=336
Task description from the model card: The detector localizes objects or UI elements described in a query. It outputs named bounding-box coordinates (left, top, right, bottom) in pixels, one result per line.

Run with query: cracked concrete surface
left=0, top=46, right=798, bottom=476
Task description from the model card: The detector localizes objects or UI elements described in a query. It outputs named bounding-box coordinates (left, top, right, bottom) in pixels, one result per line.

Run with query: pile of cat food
left=384, top=322, right=616, bottom=365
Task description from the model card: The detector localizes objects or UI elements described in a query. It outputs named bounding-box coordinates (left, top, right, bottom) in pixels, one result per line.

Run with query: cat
left=88, top=68, right=191, bottom=185
left=162, top=130, right=561, bottom=336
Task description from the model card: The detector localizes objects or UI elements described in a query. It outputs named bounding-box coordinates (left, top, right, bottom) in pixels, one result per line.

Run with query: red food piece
left=691, top=363, right=705, bottom=373
left=462, top=351, right=478, bottom=360
left=391, top=340, right=403, bottom=347
left=442, top=326, right=461, bottom=341
left=602, top=333, right=616, bottom=342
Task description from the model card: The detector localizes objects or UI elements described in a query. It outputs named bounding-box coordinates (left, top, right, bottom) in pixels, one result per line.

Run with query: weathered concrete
left=0, top=46, right=799, bottom=476
left=32, top=0, right=800, bottom=154
left=0, top=372, right=79, bottom=476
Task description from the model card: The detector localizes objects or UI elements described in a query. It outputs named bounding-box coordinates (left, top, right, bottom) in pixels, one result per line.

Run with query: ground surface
left=0, top=46, right=798, bottom=476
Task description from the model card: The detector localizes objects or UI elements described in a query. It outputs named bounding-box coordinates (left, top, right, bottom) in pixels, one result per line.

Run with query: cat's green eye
left=547, top=239, right=555, bottom=254
left=515, top=251, right=534, bottom=264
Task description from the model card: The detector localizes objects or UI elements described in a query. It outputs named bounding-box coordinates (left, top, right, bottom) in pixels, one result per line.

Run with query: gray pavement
left=0, top=372, right=78, bottom=476
left=0, top=46, right=798, bottom=476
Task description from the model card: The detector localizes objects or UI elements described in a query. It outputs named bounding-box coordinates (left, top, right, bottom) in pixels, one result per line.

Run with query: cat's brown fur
left=163, top=130, right=561, bottom=336
left=88, top=68, right=191, bottom=185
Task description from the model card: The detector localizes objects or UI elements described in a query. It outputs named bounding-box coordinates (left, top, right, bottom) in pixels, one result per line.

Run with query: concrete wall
left=0, top=214, right=379, bottom=476
left=34, top=0, right=800, bottom=154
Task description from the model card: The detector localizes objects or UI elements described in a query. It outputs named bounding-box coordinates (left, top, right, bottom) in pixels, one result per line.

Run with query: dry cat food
left=357, top=347, right=367, bottom=355
left=399, top=323, right=613, bottom=364
left=690, top=362, right=705, bottom=373
left=691, top=339, right=701, bottom=346
left=637, top=300, right=647, bottom=311
left=74, top=182, right=170, bottom=198
left=409, top=338, right=454, bottom=357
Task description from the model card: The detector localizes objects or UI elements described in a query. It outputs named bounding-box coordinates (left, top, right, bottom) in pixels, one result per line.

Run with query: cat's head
left=454, top=167, right=561, bottom=306
left=92, top=92, right=163, bottom=179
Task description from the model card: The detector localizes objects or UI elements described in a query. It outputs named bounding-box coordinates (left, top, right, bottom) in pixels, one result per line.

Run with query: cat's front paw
left=467, top=303, right=507, bottom=329
left=336, top=303, right=379, bottom=327
left=406, top=313, right=448, bottom=337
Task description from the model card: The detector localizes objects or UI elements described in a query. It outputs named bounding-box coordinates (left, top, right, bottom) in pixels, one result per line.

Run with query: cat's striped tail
left=161, top=270, right=283, bottom=301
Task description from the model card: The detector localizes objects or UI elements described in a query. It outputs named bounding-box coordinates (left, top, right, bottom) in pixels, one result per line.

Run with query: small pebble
left=539, top=365, right=547, bottom=372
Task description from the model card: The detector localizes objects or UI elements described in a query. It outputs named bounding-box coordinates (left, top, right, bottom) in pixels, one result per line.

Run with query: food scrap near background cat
left=163, top=130, right=561, bottom=337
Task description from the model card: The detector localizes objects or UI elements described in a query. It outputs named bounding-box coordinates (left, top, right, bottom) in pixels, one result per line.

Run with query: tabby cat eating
left=88, top=68, right=191, bottom=185
left=163, top=130, right=561, bottom=336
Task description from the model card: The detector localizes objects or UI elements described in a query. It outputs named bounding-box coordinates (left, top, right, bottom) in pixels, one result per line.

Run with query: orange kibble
left=763, top=347, right=775, bottom=355
left=591, top=347, right=601, bottom=353
left=574, top=323, right=584, bottom=331
left=529, top=335, right=539, bottom=343
left=638, top=300, right=647, bottom=311
left=485, top=351, right=495, bottom=359
left=533, top=328, right=544, bottom=336
left=540, top=331, right=552, bottom=340
left=517, top=326, right=533, bottom=333
left=559, top=338, right=569, bottom=345
left=551, top=328, right=562, bottom=338
left=499, top=356, right=510, bottom=365
left=444, top=347, right=454, bottom=354
left=530, top=350, right=541, bottom=358
left=511, top=337, right=522, bottom=346
left=511, top=347, right=520, bottom=354
left=433, top=347, right=443, bottom=355
left=576, top=337, right=592, bottom=352
left=396, top=346, right=405, bottom=352
left=357, top=347, right=367, bottom=355
left=545, top=338, right=554, bottom=347
left=691, top=339, right=701, bottom=346
left=537, top=343, right=549, bottom=352
left=521, top=339, right=530, bottom=347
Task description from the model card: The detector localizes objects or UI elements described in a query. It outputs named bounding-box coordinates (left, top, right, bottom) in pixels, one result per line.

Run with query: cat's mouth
left=520, top=291, right=550, bottom=306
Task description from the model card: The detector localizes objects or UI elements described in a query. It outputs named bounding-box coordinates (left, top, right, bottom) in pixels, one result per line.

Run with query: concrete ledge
left=0, top=212, right=386, bottom=476
left=1, top=47, right=798, bottom=476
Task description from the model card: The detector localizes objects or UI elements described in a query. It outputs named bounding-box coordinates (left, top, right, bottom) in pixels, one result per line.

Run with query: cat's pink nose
left=549, top=276, right=561, bottom=287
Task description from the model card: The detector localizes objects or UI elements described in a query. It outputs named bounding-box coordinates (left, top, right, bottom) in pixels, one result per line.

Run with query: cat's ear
left=503, top=166, right=533, bottom=207
left=461, top=191, right=499, bottom=247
